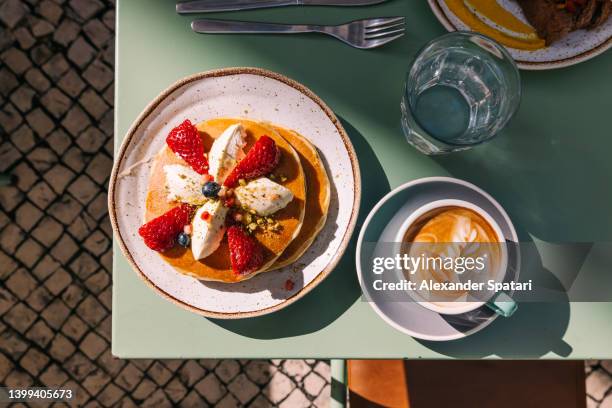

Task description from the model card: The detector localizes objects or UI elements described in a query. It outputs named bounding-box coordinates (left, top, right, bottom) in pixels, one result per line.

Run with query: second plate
left=428, top=0, right=612, bottom=70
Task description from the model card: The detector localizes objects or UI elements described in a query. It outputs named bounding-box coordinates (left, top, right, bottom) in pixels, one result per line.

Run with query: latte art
left=409, top=207, right=500, bottom=244
left=403, top=206, right=503, bottom=301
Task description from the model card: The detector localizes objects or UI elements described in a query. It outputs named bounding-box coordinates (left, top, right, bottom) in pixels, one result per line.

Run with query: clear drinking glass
left=401, top=32, right=521, bottom=155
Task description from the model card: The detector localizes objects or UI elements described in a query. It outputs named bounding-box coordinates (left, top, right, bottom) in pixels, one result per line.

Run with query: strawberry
left=224, top=136, right=280, bottom=187
left=166, top=119, right=209, bottom=174
left=138, top=204, right=195, bottom=252
left=227, top=225, right=264, bottom=275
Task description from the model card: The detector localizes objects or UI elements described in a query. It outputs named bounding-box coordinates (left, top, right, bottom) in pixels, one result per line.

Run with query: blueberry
left=177, top=232, right=190, bottom=247
left=202, top=181, right=221, bottom=198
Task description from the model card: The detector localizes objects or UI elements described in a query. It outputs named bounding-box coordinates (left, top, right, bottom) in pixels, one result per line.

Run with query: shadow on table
left=418, top=223, right=573, bottom=359
left=209, top=118, right=391, bottom=338
left=429, top=72, right=612, bottom=243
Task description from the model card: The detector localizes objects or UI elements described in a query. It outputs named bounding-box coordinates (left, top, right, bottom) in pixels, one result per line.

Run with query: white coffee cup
left=394, top=199, right=512, bottom=316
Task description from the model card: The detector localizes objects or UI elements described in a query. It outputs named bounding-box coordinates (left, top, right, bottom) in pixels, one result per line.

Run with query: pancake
left=268, top=126, right=330, bottom=270
left=145, top=118, right=306, bottom=283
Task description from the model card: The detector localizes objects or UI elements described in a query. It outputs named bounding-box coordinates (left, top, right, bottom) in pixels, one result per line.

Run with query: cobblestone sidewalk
left=0, top=0, right=330, bottom=406
left=0, top=0, right=611, bottom=407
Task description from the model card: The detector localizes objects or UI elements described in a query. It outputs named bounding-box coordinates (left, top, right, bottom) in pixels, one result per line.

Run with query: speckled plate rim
left=355, top=177, right=519, bottom=341
left=428, top=0, right=612, bottom=70
left=109, top=67, right=361, bottom=319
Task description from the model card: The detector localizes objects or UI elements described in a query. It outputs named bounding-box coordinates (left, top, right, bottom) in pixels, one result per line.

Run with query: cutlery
left=177, top=0, right=389, bottom=14
left=191, top=16, right=405, bottom=49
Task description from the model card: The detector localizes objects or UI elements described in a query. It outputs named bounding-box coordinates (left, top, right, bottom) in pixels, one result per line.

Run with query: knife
left=177, top=0, right=389, bottom=14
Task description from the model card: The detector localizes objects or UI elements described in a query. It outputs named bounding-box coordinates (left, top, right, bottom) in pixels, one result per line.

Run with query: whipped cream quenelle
left=234, top=177, right=294, bottom=216
left=208, top=123, right=246, bottom=184
left=163, top=164, right=207, bottom=205
left=191, top=200, right=229, bottom=260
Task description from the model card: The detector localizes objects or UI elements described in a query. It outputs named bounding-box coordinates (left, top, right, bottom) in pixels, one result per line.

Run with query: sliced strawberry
left=138, top=204, right=195, bottom=252
left=227, top=225, right=264, bottom=275
left=166, top=119, right=209, bottom=174
left=223, top=136, right=280, bottom=187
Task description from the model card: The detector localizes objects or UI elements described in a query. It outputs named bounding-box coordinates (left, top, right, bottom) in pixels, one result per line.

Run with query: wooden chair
left=344, top=360, right=586, bottom=408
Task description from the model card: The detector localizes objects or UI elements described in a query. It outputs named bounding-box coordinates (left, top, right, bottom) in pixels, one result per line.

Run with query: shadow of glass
left=425, top=66, right=612, bottom=327
left=431, top=67, right=612, bottom=243
left=208, top=118, right=391, bottom=338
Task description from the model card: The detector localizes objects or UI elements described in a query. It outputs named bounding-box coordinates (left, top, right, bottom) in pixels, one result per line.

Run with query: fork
left=191, top=16, right=405, bottom=49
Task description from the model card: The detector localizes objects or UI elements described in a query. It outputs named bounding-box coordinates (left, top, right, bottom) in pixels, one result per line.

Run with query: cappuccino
left=394, top=199, right=508, bottom=314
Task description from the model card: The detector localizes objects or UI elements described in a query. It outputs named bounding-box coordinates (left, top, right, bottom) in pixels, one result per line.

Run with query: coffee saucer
left=355, top=177, right=519, bottom=341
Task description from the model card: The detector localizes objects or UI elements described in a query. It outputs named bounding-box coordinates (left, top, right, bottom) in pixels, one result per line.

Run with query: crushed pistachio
left=236, top=210, right=281, bottom=233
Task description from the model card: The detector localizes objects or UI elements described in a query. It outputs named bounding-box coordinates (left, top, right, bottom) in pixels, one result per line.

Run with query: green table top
left=113, top=0, right=612, bottom=359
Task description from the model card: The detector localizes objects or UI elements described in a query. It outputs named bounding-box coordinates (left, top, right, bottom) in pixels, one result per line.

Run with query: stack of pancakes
left=145, top=118, right=330, bottom=283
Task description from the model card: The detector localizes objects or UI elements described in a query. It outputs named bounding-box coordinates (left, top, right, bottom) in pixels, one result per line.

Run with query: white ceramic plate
left=428, top=0, right=612, bottom=70
left=109, top=68, right=361, bottom=319
left=356, top=177, right=520, bottom=341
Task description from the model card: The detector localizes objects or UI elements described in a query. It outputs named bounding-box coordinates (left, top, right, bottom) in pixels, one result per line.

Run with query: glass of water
left=401, top=32, right=521, bottom=155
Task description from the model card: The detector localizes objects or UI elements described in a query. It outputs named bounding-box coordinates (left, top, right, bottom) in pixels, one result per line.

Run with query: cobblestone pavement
left=0, top=0, right=611, bottom=407
left=0, top=0, right=331, bottom=406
